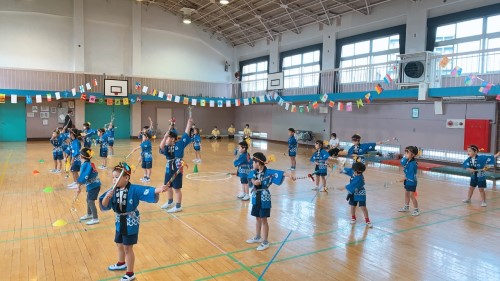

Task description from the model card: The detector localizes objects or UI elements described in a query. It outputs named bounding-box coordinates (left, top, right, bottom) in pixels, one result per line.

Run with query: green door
left=0, top=101, right=26, bottom=141
left=84, top=103, right=130, bottom=139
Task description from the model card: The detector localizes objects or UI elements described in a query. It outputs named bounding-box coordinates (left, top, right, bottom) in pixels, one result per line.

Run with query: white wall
left=0, top=0, right=234, bottom=82
left=0, top=0, right=73, bottom=71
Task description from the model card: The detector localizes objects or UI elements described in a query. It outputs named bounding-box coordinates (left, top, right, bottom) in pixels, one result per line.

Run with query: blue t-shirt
left=341, top=168, right=366, bottom=202
left=159, top=132, right=191, bottom=174
left=193, top=134, right=201, bottom=150
left=401, top=157, right=418, bottom=187
left=288, top=136, right=297, bottom=156
left=310, top=149, right=329, bottom=174
left=77, top=161, right=101, bottom=191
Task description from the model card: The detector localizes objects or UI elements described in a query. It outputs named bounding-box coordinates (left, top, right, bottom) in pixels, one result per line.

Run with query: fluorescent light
left=183, top=17, right=191, bottom=24
left=220, top=0, right=229, bottom=4
left=442, top=96, right=485, bottom=101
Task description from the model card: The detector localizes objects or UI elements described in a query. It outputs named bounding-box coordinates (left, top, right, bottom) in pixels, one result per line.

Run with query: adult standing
left=64, top=110, right=74, bottom=132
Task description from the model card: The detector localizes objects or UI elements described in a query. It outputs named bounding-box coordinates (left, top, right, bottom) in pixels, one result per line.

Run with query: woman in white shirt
left=328, top=133, right=340, bottom=156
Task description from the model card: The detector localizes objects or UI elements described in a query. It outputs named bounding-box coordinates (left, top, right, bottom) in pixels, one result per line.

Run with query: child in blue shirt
left=131, top=132, right=153, bottom=182
left=159, top=118, right=193, bottom=212
left=97, top=128, right=109, bottom=169
left=50, top=129, right=63, bottom=173
left=462, top=144, right=499, bottom=207
left=340, top=162, right=372, bottom=227
left=310, top=140, right=330, bottom=192
left=192, top=128, right=202, bottom=163
left=234, top=141, right=251, bottom=201
left=100, top=162, right=167, bottom=281
left=76, top=147, right=101, bottom=225
left=82, top=122, right=97, bottom=148
left=245, top=152, right=285, bottom=251
left=339, top=134, right=381, bottom=165
left=287, top=128, right=297, bottom=171
left=399, top=146, right=420, bottom=216
left=68, top=129, right=82, bottom=188
left=107, top=122, right=115, bottom=156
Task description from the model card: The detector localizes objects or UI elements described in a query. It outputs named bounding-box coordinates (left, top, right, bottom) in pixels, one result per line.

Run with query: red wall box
left=464, top=119, right=490, bottom=152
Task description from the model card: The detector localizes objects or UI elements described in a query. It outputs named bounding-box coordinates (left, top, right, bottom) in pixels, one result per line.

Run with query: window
left=281, top=47, right=321, bottom=88
left=339, top=35, right=400, bottom=83
left=240, top=59, right=268, bottom=92
left=433, top=13, right=500, bottom=74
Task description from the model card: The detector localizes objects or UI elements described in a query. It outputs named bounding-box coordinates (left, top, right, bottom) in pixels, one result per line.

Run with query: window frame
left=239, top=56, right=269, bottom=92
left=279, top=44, right=323, bottom=89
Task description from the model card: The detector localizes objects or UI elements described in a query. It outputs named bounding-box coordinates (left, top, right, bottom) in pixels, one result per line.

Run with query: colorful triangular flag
left=291, top=105, right=297, bottom=112
left=375, top=83, right=383, bottom=94
left=312, top=101, right=319, bottom=109
left=26, top=96, right=32, bottom=104
left=356, top=99, right=364, bottom=108
left=217, top=100, right=223, bottom=107
left=0, top=94, right=5, bottom=104
left=93, top=79, right=98, bottom=87
left=251, top=97, right=257, bottom=104
left=135, top=82, right=141, bottom=90
left=200, top=99, right=206, bottom=107
left=235, top=99, right=241, bottom=106
left=439, top=56, right=449, bottom=68
left=183, top=97, right=189, bottom=105
left=450, top=66, right=462, bottom=77
left=123, top=98, right=129, bottom=105
left=383, top=74, right=393, bottom=85
left=167, top=94, right=172, bottom=101
left=479, top=81, right=493, bottom=94
left=80, top=94, right=87, bottom=101
left=328, top=100, right=335, bottom=108
left=142, top=86, right=148, bottom=93
left=338, top=102, right=344, bottom=111
left=89, top=95, right=96, bottom=103
left=107, top=98, right=113, bottom=105
left=46, top=94, right=52, bottom=102
left=115, top=99, right=121, bottom=105
left=79, top=85, right=85, bottom=93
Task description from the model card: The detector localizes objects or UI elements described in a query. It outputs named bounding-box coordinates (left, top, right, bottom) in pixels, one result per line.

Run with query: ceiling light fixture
left=220, top=0, right=229, bottom=5
left=180, top=7, right=195, bottom=24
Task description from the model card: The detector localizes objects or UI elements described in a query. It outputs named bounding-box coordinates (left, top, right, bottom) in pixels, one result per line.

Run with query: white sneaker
left=256, top=242, right=270, bottom=251
left=366, top=222, right=373, bottom=228
left=54, top=169, right=61, bottom=174
left=290, top=168, right=296, bottom=171
left=246, top=237, right=262, bottom=244
left=167, top=206, right=182, bottom=213
left=86, top=219, right=99, bottom=225
left=67, top=182, right=76, bottom=187
left=350, top=219, right=356, bottom=225
left=481, top=202, right=487, bottom=207
left=462, top=199, right=471, bottom=203
left=49, top=169, right=56, bottom=173
left=161, top=202, right=174, bottom=209
left=98, top=165, right=106, bottom=170
left=312, top=186, right=319, bottom=191
left=398, top=206, right=409, bottom=212
left=80, top=214, right=92, bottom=221
left=241, top=194, right=250, bottom=201
left=411, top=209, right=420, bottom=216
left=237, top=192, right=245, bottom=198
left=67, top=183, right=78, bottom=189
left=139, top=177, right=146, bottom=182
left=143, top=177, right=150, bottom=182
left=108, top=263, right=127, bottom=271
left=121, top=274, right=136, bottom=281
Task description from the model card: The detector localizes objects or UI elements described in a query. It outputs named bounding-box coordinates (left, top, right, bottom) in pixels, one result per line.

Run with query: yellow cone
left=52, top=219, right=68, bottom=227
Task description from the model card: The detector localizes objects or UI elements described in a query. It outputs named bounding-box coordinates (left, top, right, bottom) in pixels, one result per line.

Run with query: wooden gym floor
left=0, top=139, right=499, bottom=281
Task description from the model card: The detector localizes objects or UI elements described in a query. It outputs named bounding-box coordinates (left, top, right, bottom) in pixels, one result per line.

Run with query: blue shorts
left=240, top=177, right=248, bottom=184
left=71, top=161, right=81, bottom=172
left=87, top=186, right=101, bottom=200
left=314, top=166, right=326, bottom=177
left=142, top=161, right=153, bottom=169
left=194, top=147, right=200, bottom=151
left=347, top=194, right=366, bottom=207
left=289, top=152, right=296, bottom=157
left=108, top=140, right=114, bottom=146
left=404, top=185, right=417, bottom=192
left=164, top=173, right=182, bottom=189
left=251, top=191, right=270, bottom=218
left=100, top=148, right=108, bottom=158
left=53, top=152, right=63, bottom=160
left=470, top=178, right=486, bottom=188
left=114, top=231, right=138, bottom=245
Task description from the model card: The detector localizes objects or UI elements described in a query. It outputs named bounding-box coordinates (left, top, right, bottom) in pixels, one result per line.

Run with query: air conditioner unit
left=397, top=52, right=440, bottom=91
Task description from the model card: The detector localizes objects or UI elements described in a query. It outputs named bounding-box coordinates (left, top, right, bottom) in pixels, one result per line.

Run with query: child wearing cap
left=159, top=118, right=194, bottom=213
left=340, top=162, right=373, bottom=227
left=287, top=128, right=297, bottom=171
left=245, top=152, right=286, bottom=251
left=99, top=162, right=168, bottom=281
left=399, top=146, right=420, bottom=216
left=77, top=147, right=101, bottom=225
left=234, top=141, right=251, bottom=200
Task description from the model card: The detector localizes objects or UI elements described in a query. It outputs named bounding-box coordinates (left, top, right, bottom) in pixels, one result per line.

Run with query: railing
left=1, top=49, right=499, bottom=99
left=430, top=48, right=500, bottom=89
